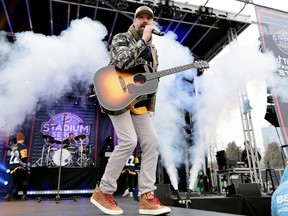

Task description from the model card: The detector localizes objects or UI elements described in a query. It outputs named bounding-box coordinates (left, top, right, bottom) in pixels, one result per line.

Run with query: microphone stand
left=55, top=112, right=77, bottom=203
left=55, top=112, right=65, bottom=202
left=38, top=112, right=77, bottom=203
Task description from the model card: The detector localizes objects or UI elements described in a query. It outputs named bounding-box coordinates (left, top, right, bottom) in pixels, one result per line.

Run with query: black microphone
left=152, top=29, right=164, bottom=36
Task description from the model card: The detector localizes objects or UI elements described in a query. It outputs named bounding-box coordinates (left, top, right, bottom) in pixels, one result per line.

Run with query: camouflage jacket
left=109, top=31, right=158, bottom=112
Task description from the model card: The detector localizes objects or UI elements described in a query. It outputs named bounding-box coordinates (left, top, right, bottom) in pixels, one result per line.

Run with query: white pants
left=100, top=111, right=159, bottom=195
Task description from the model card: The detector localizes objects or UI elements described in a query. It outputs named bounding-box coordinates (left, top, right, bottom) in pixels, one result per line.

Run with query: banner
left=255, top=7, right=288, bottom=145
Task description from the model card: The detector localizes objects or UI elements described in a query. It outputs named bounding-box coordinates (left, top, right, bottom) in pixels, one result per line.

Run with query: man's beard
left=135, top=25, right=144, bottom=36
left=137, top=28, right=143, bottom=36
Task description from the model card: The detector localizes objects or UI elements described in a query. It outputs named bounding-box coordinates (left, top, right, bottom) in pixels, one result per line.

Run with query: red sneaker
left=90, top=185, right=123, bottom=215
left=139, top=192, right=171, bottom=215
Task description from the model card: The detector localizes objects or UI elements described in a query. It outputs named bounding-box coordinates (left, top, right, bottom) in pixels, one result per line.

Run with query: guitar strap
left=130, top=46, right=157, bottom=115
left=149, top=46, right=157, bottom=70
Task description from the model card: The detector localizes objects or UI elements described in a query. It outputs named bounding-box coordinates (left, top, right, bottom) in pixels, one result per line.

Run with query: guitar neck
left=146, top=63, right=196, bottom=80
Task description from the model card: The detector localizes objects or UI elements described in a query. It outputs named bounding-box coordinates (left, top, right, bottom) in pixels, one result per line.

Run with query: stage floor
left=0, top=196, right=244, bottom=216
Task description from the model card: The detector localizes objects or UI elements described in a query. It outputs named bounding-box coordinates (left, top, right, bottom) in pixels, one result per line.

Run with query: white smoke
left=153, top=35, right=278, bottom=191
left=198, top=44, right=277, bottom=130
left=187, top=45, right=277, bottom=190
left=0, top=17, right=110, bottom=132
left=188, top=155, right=204, bottom=190
left=269, top=73, right=288, bottom=103
left=153, top=32, right=196, bottom=190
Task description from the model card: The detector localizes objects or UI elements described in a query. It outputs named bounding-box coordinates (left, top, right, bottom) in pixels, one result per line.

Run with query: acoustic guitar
left=93, top=60, right=209, bottom=115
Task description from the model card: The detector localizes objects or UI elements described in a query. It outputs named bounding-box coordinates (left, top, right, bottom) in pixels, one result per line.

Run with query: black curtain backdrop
left=28, top=167, right=102, bottom=191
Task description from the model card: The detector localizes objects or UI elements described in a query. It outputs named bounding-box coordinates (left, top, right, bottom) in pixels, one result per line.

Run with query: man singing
left=90, top=5, right=171, bottom=215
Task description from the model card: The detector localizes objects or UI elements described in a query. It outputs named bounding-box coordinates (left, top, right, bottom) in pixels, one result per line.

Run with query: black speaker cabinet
left=237, top=183, right=262, bottom=196
left=154, top=184, right=171, bottom=199
left=226, top=183, right=261, bottom=197
left=226, top=184, right=237, bottom=196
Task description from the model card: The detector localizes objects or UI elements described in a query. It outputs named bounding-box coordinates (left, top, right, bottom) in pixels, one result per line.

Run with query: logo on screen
left=273, top=30, right=288, bottom=54
left=40, top=112, right=90, bottom=143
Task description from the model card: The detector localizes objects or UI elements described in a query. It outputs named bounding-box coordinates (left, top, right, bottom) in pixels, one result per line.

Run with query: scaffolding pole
left=227, top=28, right=263, bottom=187
left=239, top=89, right=263, bottom=186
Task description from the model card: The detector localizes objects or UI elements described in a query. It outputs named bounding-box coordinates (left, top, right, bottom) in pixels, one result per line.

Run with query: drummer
left=63, top=133, right=77, bottom=150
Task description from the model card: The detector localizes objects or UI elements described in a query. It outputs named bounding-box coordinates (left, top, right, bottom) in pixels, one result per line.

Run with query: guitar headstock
left=193, top=60, right=209, bottom=69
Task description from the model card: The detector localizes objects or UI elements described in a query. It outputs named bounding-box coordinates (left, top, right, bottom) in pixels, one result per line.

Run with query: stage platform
left=0, top=192, right=272, bottom=216
left=153, top=184, right=272, bottom=216
left=0, top=196, right=244, bottom=216
left=168, top=194, right=271, bottom=216
left=1, top=167, right=272, bottom=215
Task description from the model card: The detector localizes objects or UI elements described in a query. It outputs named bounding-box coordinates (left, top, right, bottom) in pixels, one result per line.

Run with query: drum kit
left=33, top=134, right=93, bottom=168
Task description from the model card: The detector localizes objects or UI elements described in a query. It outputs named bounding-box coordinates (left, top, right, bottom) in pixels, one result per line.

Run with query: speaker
left=226, top=184, right=236, bottom=196
left=264, top=98, right=279, bottom=127
left=154, top=184, right=171, bottom=199
left=237, top=183, right=262, bottom=197
left=216, top=150, right=227, bottom=170
left=226, top=183, right=262, bottom=197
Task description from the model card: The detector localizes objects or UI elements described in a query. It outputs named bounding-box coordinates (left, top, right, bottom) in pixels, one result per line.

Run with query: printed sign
left=40, top=112, right=90, bottom=143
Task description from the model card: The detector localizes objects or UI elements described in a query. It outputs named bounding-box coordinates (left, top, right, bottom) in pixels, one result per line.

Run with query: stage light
left=6, top=169, right=10, bottom=173
left=168, top=0, right=174, bottom=7
left=0, top=178, right=7, bottom=185
left=199, top=6, right=206, bottom=13
left=171, top=6, right=182, bottom=19
left=159, top=0, right=166, bottom=6
left=207, top=7, right=213, bottom=14
left=157, top=0, right=182, bottom=19
left=267, top=95, right=273, bottom=104
left=0, top=163, right=6, bottom=171
left=198, top=5, right=214, bottom=15
left=158, top=0, right=173, bottom=17
left=264, top=85, right=279, bottom=127
left=116, top=0, right=128, bottom=10
left=18, top=189, right=95, bottom=195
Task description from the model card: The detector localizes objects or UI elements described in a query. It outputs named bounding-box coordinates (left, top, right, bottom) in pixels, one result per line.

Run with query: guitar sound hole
left=133, top=74, right=146, bottom=85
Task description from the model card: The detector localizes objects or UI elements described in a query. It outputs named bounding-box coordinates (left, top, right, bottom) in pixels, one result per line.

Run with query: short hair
left=16, top=132, right=25, bottom=142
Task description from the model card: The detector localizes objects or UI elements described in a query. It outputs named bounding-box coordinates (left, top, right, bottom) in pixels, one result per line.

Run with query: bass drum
left=52, top=149, right=72, bottom=166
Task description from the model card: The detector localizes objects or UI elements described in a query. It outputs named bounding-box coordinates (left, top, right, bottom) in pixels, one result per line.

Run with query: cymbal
left=48, top=139, right=62, bottom=144
left=42, top=135, right=54, bottom=140
left=75, top=135, right=86, bottom=140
